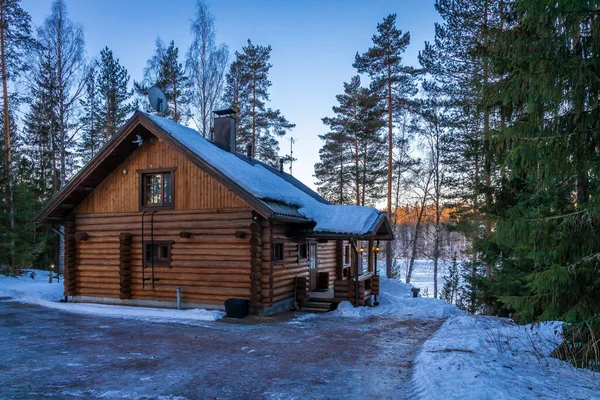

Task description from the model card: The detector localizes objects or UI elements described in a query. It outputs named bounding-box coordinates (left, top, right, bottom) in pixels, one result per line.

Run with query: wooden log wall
left=267, top=223, right=308, bottom=305
left=119, top=232, right=133, bottom=299
left=73, top=208, right=253, bottom=306
left=75, top=138, right=246, bottom=214
left=64, top=216, right=76, bottom=297
left=263, top=223, right=339, bottom=306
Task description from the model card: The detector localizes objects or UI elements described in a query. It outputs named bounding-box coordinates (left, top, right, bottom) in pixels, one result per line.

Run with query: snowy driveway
left=0, top=300, right=442, bottom=399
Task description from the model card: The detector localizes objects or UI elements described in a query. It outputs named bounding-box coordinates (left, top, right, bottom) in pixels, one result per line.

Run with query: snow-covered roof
left=144, top=113, right=385, bottom=236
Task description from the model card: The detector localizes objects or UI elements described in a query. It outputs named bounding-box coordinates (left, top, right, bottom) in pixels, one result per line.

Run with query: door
left=309, top=243, right=318, bottom=291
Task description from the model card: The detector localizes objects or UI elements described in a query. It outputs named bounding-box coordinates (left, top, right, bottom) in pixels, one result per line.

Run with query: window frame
left=297, top=242, right=308, bottom=262
left=137, top=167, right=176, bottom=211
left=343, top=244, right=351, bottom=266
left=272, top=241, right=284, bottom=264
left=143, top=240, right=173, bottom=269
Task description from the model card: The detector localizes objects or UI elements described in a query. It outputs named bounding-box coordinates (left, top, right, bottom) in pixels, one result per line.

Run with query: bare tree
left=186, top=0, right=228, bottom=137
left=405, top=162, right=433, bottom=284
left=37, top=0, right=85, bottom=188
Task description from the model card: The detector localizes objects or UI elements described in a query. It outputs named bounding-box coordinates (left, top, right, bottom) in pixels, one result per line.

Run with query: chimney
left=279, top=158, right=284, bottom=173
left=246, top=143, right=252, bottom=158
left=213, top=108, right=237, bottom=153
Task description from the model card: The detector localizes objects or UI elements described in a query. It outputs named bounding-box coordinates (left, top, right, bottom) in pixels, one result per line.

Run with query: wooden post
left=335, top=240, right=344, bottom=279
left=64, top=215, right=76, bottom=297
left=119, top=232, right=133, bottom=300
left=368, top=239, right=374, bottom=273
left=249, top=214, right=263, bottom=308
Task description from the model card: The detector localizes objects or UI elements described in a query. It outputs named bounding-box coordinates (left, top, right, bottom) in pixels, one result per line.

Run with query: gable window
left=138, top=168, right=176, bottom=210
left=272, top=242, right=284, bottom=263
left=143, top=241, right=173, bottom=268
left=298, top=242, right=308, bottom=262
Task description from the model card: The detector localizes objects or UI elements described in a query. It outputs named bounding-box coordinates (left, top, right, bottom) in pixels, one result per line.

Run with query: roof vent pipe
left=279, top=158, right=284, bottom=173
left=246, top=143, right=252, bottom=158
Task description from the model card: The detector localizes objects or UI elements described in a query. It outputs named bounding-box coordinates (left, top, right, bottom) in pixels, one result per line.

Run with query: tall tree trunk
left=251, top=76, right=256, bottom=158
left=482, top=0, right=493, bottom=281
left=1, top=9, right=15, bottom=268
left=386, top=61, right=393, bottom=277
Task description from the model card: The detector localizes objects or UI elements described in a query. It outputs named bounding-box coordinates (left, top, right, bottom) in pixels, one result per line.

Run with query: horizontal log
left=171, top=255, right=250, bottom=262
left=75, top=209, right=252, bottom=223
left=78, top=219, right=252, bottom=232
left=129, top=285, right=250, bottom=297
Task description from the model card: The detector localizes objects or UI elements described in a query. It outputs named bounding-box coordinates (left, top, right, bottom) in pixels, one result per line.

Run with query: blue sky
left=22, top=0, right=439, bottom=189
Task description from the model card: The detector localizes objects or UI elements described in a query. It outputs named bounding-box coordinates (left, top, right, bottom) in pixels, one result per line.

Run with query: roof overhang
left=285, top=212, right=394, bottom=241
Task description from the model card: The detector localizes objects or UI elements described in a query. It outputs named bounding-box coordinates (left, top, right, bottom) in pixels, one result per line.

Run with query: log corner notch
left=249, top=213, right=263, bottom=308
left=74, top=231, right=89, bottom=241
left=64, top=215, right=76, bottom=297
left=119, top=232, right=133, bottom=300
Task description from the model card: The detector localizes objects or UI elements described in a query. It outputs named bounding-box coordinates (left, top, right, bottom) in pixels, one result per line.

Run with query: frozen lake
left=379, top=259, right=450, bottom=298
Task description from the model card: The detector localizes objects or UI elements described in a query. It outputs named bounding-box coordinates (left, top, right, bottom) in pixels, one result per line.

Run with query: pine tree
left=222, top=39, right=294, bottom=166
left=78, top=65, right=101, bottom=163
left=97, top=47, right=132, bottom=141
left=316, top=76, right=386, bottom=206
left=354, top=14, right=418, bottom=276
left=135, top=39, right=189, bottom=123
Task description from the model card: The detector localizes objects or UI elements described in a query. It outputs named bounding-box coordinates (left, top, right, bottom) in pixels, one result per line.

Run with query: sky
left=21, top=0, right=440, bottom=190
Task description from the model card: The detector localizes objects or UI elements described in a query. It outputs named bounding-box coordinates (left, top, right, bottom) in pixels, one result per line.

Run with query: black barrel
left=224, top=298, right=250, bottom=318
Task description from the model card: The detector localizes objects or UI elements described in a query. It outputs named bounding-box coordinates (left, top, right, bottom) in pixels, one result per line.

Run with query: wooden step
left=299, top=300, right=334, bottom=313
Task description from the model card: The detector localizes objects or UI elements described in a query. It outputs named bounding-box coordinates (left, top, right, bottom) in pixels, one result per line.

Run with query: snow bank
left=145, top=113, right=381, bottom=235
left=412, top=315, right=600, bottom=400
left=0, top=270, right=224, bottom=323
left=330, top=275, right=464, bottom=319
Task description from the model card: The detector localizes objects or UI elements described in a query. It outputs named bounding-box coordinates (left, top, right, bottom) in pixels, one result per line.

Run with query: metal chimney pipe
left=279, top=158, right=284, bottom=173
left=246, top=143, right=252, bottom=157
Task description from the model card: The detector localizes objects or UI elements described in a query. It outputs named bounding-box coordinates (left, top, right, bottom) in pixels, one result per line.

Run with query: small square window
left=272, top=243, right=284, bottom=263
left=143, top=241, right=173, bottom=268
left=298, top=243, right=308, bottom=261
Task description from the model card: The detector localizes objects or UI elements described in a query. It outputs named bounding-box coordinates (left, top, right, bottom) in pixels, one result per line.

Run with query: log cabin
left=35, top=110, right=393, bottom=314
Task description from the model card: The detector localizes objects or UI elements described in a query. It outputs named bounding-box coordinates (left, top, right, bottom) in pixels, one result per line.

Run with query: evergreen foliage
left=483, top=0, right=600, bottom=328
left=315, top=76, right=386, bottom=206
left=96, top=47, right=133, bottom=142
left=135, top=39, right=190, bottom=123
left=222, top=39, right=294, bottom=166
left=78, top=66, right=101, bottom=164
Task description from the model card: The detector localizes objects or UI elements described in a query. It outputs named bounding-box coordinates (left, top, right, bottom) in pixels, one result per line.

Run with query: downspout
left=51, top=224, right=67, bottom=302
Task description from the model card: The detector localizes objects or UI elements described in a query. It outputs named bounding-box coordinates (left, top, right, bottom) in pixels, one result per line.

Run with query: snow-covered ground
left=2, top=268, right=599, bottom=399
left=413, top=316, right=600, bottom=399
left=0, top=270, right=224, bottom=323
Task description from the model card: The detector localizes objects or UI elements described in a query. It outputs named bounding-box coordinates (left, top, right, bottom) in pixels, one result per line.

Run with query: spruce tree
left=78, top=66, right=101, bottom=163
left=354, top=14, right=418, bottom=275
left=485, top=0, right=600, bottom=329
left=97, top=47, right=132, bottom=141
left=0, top=0, right=36, bottom=270
left=222, top=39, right=294, bottom=166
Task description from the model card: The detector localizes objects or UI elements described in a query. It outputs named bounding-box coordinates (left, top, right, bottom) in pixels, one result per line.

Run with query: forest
left=0, top=0, right=599, bottom=368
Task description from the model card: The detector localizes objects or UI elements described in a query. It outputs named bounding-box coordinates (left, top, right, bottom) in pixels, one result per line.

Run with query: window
left=143, top=241, right=173, bottom=268
left=138, top=168, right=175, bottom=210
left=298, top=242, right=308, bottom=261
left=343, top=245, right=351, bottom=265
left=272, top=243, right=284, bottom=263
